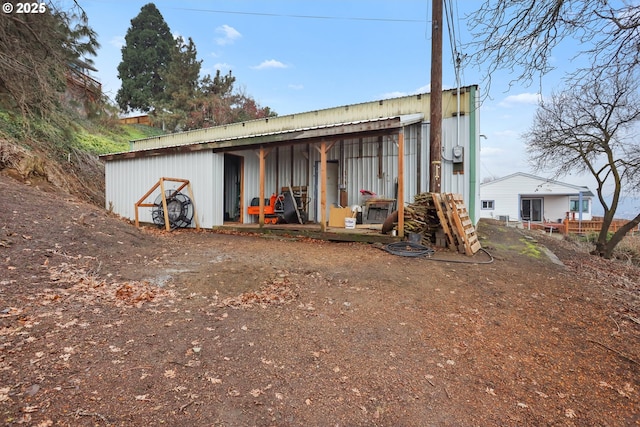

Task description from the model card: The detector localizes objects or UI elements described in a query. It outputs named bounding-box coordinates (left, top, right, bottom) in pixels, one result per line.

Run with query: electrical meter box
left=452, top=146, right=464, bottom=164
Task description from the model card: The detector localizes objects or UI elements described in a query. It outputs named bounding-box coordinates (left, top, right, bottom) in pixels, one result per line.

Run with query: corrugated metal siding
left=414, top=116, right=468, bottom=195
left=403, top=124, right=420, bottom=203
left=130, top=89, right=474, bottom=151
left=287, top=124, right=423, bottom=220
left=440, top=115, right=469, bottom=198
left=105, top=151, right=223, bottom=228
left=419, top=122, right=430, bottom=194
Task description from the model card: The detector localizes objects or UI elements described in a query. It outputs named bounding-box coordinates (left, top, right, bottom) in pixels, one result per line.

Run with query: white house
left=101, top=86, right=482, bottom=235
left=479, top=172, right=594, bottom=223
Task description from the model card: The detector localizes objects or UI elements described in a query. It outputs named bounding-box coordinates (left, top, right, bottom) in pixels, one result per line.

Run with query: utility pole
left=429, top=0, right=442, bottom=193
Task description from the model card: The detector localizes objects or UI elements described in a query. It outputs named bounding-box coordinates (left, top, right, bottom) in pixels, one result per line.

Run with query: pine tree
left=200, top=70, right=236, bottom=97
left=116, top=3, right=173, bottom=113
left=155, top=36, right=201, bottom=131
left=164, top=36, right=201, bottom=103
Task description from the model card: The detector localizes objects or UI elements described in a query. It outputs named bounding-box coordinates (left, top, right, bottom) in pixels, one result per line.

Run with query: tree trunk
left=591, top=213, right=640, bottom=258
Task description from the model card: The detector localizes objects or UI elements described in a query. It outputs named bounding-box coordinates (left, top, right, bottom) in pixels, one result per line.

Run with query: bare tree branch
left=467, top=1, right=640, bottom=91
left=524, top=69, right=640, bottom=258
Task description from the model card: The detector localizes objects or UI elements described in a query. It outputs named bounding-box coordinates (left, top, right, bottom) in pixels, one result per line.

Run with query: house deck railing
left=66, top=69, right=102, bottom=94
left=527, top=218, right=638, bottom=236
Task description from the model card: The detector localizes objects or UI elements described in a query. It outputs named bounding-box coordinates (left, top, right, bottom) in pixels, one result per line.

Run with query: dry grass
left=614, top=234, right=640, bottom=266
left=561, top=232, right=640, bottom=266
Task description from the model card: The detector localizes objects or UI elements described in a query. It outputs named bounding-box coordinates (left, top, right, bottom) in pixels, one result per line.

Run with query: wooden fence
left=528, top=218, right=638, bottom=236
left=119, top=115, right=151, bottom=126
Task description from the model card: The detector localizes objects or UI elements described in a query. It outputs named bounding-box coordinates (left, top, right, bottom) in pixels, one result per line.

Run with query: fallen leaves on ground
left=48, top=262, right=174, bottom=307
left=216, top=273, right=298, bottom=308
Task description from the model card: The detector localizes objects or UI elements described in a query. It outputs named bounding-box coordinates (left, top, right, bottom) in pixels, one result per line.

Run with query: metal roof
left=100, top=113, right=424, bottom=161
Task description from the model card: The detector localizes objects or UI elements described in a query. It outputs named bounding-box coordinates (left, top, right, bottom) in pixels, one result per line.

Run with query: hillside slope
left=0, top=110, right=162, bottom=206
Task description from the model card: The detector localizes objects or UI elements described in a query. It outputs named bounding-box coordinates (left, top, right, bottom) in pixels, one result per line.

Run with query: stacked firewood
left=403, top=192, right=441, bottom=244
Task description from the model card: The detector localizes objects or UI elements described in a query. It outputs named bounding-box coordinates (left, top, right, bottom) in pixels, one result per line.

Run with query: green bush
left=0, top=110, right=26, bottom=140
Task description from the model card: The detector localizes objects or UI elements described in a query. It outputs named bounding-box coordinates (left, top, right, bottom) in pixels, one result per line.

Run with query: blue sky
left=80, top=0, right=638, bottom=219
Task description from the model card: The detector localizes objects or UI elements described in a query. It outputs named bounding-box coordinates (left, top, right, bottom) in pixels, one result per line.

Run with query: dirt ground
left=1, top=173, right=639, bottom=426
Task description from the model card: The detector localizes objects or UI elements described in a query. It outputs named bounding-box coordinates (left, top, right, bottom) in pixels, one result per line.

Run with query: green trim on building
left=468, top=85, right=478, bottom=223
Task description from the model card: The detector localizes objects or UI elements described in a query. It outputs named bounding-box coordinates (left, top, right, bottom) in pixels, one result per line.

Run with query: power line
left=171, top=7, right=427, bottom=23
left=444, top=0, right=460, bottom=74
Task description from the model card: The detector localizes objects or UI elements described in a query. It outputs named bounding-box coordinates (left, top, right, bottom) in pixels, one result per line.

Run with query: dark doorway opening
left=224, top=154, right=243, bottom=222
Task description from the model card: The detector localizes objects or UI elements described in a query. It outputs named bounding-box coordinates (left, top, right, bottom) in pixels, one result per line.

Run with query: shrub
left=613, top=235, right=640, bottom=266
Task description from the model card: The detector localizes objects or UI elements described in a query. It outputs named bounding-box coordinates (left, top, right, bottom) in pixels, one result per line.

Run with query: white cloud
left=499, top=92, right=541, bottom=107
left=289, top=84, right=304, bottom=90
left=110, top=36, right=125, bottom=48
left=213, top=63, right=232, bottom=71
left=381, top=91, right=407, bottom=99
left=381, top=85, right=430, bottom=100
left=251, top=59, right=288, bottom=70
left=215, top=25, right=241, bottom=46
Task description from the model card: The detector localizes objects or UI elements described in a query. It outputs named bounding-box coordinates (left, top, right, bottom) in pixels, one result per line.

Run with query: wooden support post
left=239, top=156, right=245, bottom=224
left=312, top=140, right=338, bottom=233
left=159, top=178, right=171, bottom=231
left=320, top=140, right=327, bottom=232
left=259, top=146, right=266, bottom=227
left=134, top=180, right=161, bottom=228
left=397, top=130, right=405, bottom=238
left=185, top=182, right=200, bottom=230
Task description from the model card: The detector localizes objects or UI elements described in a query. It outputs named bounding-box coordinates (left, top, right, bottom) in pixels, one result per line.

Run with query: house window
left=481, top=200, right=494, bottom=210
left=570, top=199, right=589, bottom=213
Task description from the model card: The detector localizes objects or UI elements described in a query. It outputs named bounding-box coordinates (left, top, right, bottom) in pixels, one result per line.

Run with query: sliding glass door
left=521, top=198, right=542, bottom=222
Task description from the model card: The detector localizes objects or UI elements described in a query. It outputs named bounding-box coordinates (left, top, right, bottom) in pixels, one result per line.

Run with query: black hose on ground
left=383, top=241, right=436, bottom=257
left=383, top=242, right=494, bottom=264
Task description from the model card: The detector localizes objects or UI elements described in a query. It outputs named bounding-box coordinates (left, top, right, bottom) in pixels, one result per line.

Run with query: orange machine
left=247, top=193, right=284, bottom=224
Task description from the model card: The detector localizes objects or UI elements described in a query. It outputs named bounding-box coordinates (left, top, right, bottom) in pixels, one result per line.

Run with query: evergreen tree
left=116, top=3, right=173, bottom=113
left=155, top=36, right=201, bottom=131
left=164, top=36, right=201, bottom=104
left=200, top=70, right=236, bottom=97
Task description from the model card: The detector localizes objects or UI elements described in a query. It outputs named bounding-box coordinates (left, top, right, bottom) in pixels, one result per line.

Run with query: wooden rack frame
left=134, top=177, right=200, bottom=231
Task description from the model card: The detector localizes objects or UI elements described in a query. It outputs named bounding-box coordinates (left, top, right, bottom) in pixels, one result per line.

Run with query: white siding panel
left=234, top=149, right=259, bottom=224
left=479, top=184, right=520, bottom=220
left=419, top=123, right=430, bottom=194
left=544, top=196, right=570, bottom=222
left=403, top=124, right=420, bottom=203
left=440, top=115, right=469, bottom=199
left=480, top=173, right=593, bottom=222
left=105, top=151, right=222, bottom=228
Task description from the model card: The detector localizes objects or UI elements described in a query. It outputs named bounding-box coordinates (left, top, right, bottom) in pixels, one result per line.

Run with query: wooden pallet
left=431, top=193, right=457, bottom=249
left=444, top=193, right=481, bottom=255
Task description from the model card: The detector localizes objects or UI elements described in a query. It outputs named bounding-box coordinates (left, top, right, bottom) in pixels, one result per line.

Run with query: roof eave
left=100, top=115, right=420, bottom=162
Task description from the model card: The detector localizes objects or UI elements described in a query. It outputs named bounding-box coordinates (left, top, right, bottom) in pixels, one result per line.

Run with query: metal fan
left=151, top=190, right=194, bottom=229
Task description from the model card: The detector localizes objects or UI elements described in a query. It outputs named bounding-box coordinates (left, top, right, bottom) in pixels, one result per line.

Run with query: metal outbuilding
left=100, top=86, right=481, bottom=236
